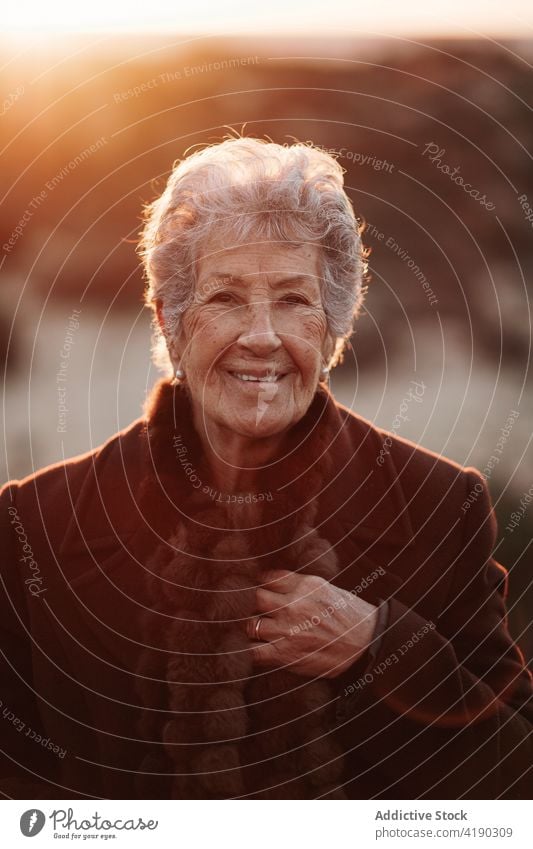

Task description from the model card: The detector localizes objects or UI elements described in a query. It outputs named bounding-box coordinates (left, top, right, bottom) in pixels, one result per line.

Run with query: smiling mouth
left=228, top=371, right=288, bottom=383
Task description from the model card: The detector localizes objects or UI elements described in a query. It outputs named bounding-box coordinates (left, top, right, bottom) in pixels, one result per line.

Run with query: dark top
left=1, top=385, right=531, bottom=799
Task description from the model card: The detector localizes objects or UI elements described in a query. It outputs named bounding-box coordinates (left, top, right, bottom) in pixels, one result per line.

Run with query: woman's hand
left=247, top=569, right=378, bottom=679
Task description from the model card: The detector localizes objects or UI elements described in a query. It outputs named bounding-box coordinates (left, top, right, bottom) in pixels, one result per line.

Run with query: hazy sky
left=4, top=0, right=533, bottom=36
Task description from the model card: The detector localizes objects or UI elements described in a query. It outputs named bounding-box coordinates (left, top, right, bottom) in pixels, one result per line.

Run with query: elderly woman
left=0, top=138, right=531, bottom=800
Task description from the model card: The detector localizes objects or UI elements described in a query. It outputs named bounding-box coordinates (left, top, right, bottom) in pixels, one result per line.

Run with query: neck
left=193, top=410, right=286, bottom=494
left=144, top=380, right=334, bottom=512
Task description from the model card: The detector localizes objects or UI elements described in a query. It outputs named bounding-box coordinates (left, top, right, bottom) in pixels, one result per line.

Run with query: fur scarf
left=132, top=379, right=347, bottom=799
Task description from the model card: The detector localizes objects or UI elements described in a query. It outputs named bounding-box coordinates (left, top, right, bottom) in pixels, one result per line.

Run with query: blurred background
left=1, top=1, right=532, bottom=660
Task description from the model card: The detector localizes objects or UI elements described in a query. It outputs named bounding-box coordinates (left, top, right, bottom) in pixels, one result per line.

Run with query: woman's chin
left=222, top=406, right=294, bottom=440
left=200, top=374, right=311, bottom=440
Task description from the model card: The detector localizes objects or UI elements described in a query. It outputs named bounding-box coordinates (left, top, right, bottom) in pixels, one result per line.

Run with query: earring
left=319, top=365, right=330, bottom=381
left=172, top=367, right=185, bottom=385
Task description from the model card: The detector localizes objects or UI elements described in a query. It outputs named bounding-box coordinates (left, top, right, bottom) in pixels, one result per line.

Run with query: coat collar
left=54, top=381, right=416, bottom=671
left=59, top=379, right=415, bottom=561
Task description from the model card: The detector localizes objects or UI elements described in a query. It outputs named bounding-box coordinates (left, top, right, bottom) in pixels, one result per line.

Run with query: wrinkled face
left=168, top=239, right=333, bottom=442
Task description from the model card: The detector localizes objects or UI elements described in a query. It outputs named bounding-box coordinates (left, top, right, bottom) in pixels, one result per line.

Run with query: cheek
left=182, top=308, right=231, bottom=366
left=297, top=314, right=329, bottom=363
left=182, top=307, right=209, bottom=341
left=302, top=313, right=328, bottom=338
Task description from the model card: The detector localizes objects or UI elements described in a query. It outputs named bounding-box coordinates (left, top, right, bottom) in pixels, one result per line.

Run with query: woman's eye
left=208, top=292, right=236, bottom=304
left=281, top=294, right=309, bottom=306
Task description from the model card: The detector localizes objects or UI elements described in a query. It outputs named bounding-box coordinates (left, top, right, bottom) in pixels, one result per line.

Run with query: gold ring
left=253, top=616, right=263, bottom=641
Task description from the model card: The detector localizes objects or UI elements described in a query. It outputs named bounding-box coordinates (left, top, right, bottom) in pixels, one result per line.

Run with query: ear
left=323, top=331, right=336, bottom=366
left=155, top=300, right=187, bottom=368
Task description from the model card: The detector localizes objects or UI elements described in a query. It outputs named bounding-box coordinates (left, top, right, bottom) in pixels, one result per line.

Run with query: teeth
left=232, top=373, right=281, bottom=382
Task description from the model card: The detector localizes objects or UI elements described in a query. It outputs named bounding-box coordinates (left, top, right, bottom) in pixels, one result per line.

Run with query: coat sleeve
left=334, top=467, right=533, bottom=799
left=0, top=479, right=65, bottom=798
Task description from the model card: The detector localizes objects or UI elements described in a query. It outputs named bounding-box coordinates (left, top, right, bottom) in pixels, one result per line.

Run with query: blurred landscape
left=1, top=35, right=532, bottom=658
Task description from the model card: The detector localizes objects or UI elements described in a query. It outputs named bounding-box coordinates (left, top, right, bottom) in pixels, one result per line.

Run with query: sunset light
left=2, top=0, right=533, bottom=820
left=3, top=0, right=533, bottom=36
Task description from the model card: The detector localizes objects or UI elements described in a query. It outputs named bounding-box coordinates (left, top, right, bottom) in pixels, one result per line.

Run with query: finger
left=251, top=638, right=296, bottom=669
left=251, top=639, right=300, bottom=671
left=257, top=616, right=289, bottom=641
left=250, top=640, right=279, bottom=668
left=247, top=615, right=286, bottom=642
left=256, top=587, right=293, bottom=614
left=260, top=569, right=299, bottom=592
left=246, top=615, right=262, bottom=641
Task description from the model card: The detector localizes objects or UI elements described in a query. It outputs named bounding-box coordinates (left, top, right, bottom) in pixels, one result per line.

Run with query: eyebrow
left=203, top=273, right=315, bottom=287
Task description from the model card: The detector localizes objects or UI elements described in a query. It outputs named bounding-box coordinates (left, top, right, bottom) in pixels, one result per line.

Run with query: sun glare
left=3, top=0, right=533, bottom=35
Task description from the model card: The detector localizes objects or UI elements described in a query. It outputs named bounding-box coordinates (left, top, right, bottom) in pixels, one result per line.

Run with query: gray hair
left=137, top=136, right=368, bottom=373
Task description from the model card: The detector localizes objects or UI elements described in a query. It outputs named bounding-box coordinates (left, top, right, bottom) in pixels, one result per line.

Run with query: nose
left=236, top=299, right=282, bottom=356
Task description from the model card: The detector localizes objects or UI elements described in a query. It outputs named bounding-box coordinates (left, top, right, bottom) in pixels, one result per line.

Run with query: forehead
left=196, top=239, right=321, bottom=282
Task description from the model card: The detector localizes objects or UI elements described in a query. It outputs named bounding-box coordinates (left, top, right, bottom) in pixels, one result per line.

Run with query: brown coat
left=1, top=380, right=531, bottom=799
